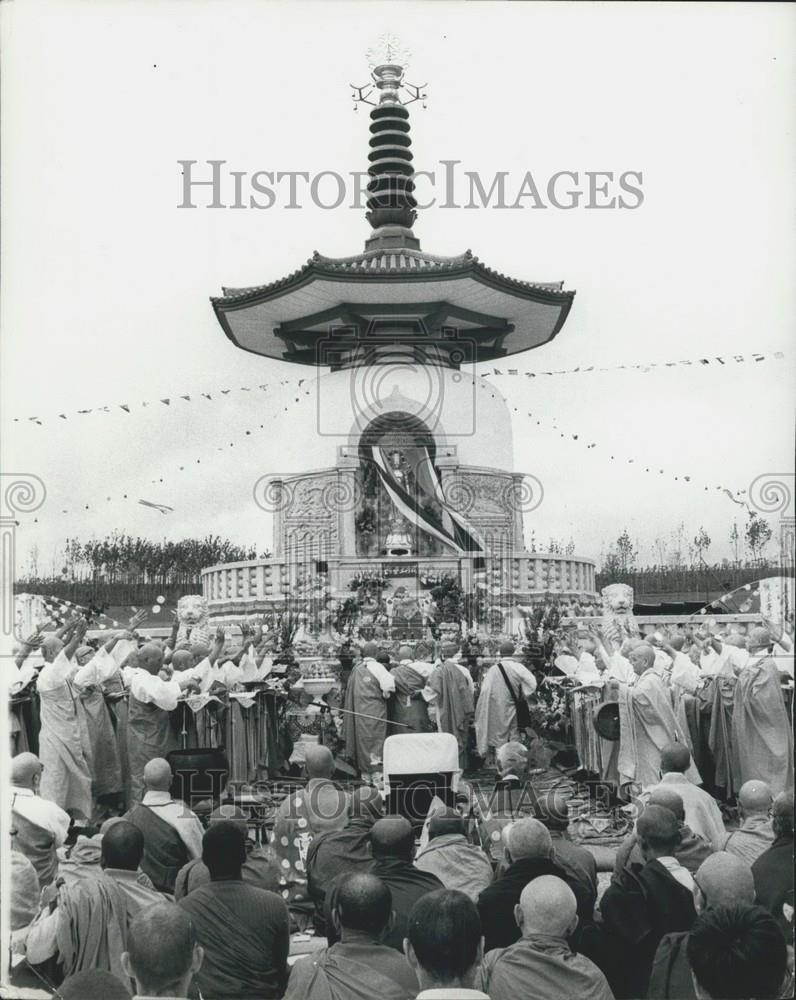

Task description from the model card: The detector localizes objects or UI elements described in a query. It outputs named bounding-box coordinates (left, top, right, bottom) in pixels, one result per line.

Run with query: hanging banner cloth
left=370, top=446, right=483, bottom=555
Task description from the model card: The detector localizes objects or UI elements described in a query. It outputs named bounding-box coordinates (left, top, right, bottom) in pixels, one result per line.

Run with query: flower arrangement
left=348, top=572, right=390, bottom=592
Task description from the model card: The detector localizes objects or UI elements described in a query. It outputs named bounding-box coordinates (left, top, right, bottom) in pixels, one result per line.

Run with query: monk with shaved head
left=342, top=641, right=396, bottom=780
left=124, top=757, right=204, bottom=894
left=618, top=642, right=699, bottom=791
left=11, top=751, right=71, bottom=887
left=34, top=617, right=93, bottom=822
left=122, top=902, right=203, bottom=999
left=25, top=819, right=163, bottom=978
left=175, top=803, right=282, bottom=901
left=602, top=804, right=698, bottom=997
left=388, top=642, right=435, bottom=737
left=651, top=740, right=725, bottom=854
left=732, top=627, right=793, bottom=796
left=307, top=784, right=384, bottom=928
left=122, top=634, right=183, bottom=805
left=477, top=816, right=585, bottom=952
left=649, top=850, right=758, bottom=997
left=477, top=876, right=613, bottom=1000
left=285, top=873, right=418, bottom=1000
left=720, top=780, right=776, bottom=865
left=325, top=816, right=441, bottom=954
left=537, top=788, right=599, bottom=920
left=270, top=740, right=348, bottom=928
left=751, top=791, right=794, bottom=938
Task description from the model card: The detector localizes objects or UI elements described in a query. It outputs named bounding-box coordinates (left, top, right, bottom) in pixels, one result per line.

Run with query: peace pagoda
left=201, top=42, right=597, bottom=634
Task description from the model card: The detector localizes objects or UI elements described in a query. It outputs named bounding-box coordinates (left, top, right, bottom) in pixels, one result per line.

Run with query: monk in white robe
left=618, top=644, right=699, bottom=793
left=733, top=628, right=794, bottom=796
left=37, top=625, right=93, bottom=822
left=475, top=641, right=536, bottom=758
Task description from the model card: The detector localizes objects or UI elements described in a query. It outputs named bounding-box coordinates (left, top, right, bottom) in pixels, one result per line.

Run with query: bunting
left=10, top=352, right=785, bottom=425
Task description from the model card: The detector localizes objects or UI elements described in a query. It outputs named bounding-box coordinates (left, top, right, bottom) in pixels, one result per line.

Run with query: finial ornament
left=352, top=34, right=427, bottom=109
left=367, top=33, right=411, bottom=71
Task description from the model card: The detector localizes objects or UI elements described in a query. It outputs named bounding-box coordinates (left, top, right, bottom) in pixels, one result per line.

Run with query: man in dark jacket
left=601, top=804, right=697, bottom=999
left=647, top=850, right=756, bottom=999
left=325, top=816, right=442, bottom=952
left=306, top=785, right=383, bottom=927
left=477, top=817, right=582, bottom=953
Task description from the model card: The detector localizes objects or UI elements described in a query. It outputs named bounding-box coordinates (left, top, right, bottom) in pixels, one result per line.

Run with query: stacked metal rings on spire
left=366, top=100, right=418, bottom=230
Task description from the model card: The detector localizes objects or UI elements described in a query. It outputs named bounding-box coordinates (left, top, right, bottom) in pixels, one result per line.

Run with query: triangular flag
left=202, top=393, right=212, bottom=400
left=221, top=389, right=231, bottom=395
left=120, top=404, right=130, bottom=413
left=161, top=398, right=170, bottom=405
left=181, top=395, right=191, bottom=401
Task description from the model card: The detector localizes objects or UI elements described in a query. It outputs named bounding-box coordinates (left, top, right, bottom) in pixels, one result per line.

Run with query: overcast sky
left=2, top=0, right=794, bottom=576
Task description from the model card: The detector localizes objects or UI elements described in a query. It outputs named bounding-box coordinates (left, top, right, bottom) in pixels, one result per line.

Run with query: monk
left=601, top=805, right=698, bottom=998
left=24, top=821, right=164, bottom=982
left=175, top=804, right=282, bottom=900
left=11, top=752, right=70, bottom=888
left=618, top=644, right=699, bottom=793
left=721, top=780, right=775, bottom=865
left=306, top=785, right=383, bottom=922
left=706, top=634, right=746, bottom=798
left=124, top=758, right=204, bottom=893
left=428, top=643, right=475, bottom=769
left=647, top=851, right=756, bottom=1000
left=732, top=627, right=793, bottom=796
left=71, top=639, right=127, bottom=811
left=178, top=821, right=289, bottom=999
left=414, top=810, right=493, bottom=901
left=476, top=876, right=613, bottom=1000
left=124, top=642, right=182, bottom=805
left=389, top=644, right=434, bottom=735
left=342, top=642, right=395, bottom=778
left=36, top=620, right=93, bottom=823
left=284, top=873, right=418, bottom=1000
left=645, top=744, right=726, bottom=850
left=613, top=787, right=713, bottom=876
left=270, top=745, right=348, bottom=924
left=475, top=641, right=536, bottom=760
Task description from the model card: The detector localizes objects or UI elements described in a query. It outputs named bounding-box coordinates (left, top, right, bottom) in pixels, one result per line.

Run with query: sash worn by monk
left=125, top=802, right=188, bottom=893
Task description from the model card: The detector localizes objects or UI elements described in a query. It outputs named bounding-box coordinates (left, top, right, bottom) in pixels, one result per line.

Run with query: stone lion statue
left=177, top=594, right=211, bottom=646
left=601, top=583, right=639, bottom=645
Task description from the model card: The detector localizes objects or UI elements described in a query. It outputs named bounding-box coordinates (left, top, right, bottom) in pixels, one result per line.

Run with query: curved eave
left=211, top=256, right=575, bottom=364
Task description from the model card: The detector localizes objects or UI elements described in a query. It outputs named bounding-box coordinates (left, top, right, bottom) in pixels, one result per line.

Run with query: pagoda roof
left=211, top=248, right=575, bottom=366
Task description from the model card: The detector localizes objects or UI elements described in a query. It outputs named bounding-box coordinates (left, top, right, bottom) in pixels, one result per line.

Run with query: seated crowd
left=6, top=608, right=793, bottom=999
left=7, top=734, right=793, bottom=1000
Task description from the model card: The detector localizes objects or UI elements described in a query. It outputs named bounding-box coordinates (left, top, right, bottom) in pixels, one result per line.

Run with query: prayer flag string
left=11, top=353, right=785, bottom=426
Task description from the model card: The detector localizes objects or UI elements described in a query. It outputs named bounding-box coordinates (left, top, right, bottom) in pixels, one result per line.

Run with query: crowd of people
left=4, top=606, right=794, bottom=999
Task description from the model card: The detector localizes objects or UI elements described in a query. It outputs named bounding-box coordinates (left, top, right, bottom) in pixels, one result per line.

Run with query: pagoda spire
left=352, top=37, right=426, bottom=251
